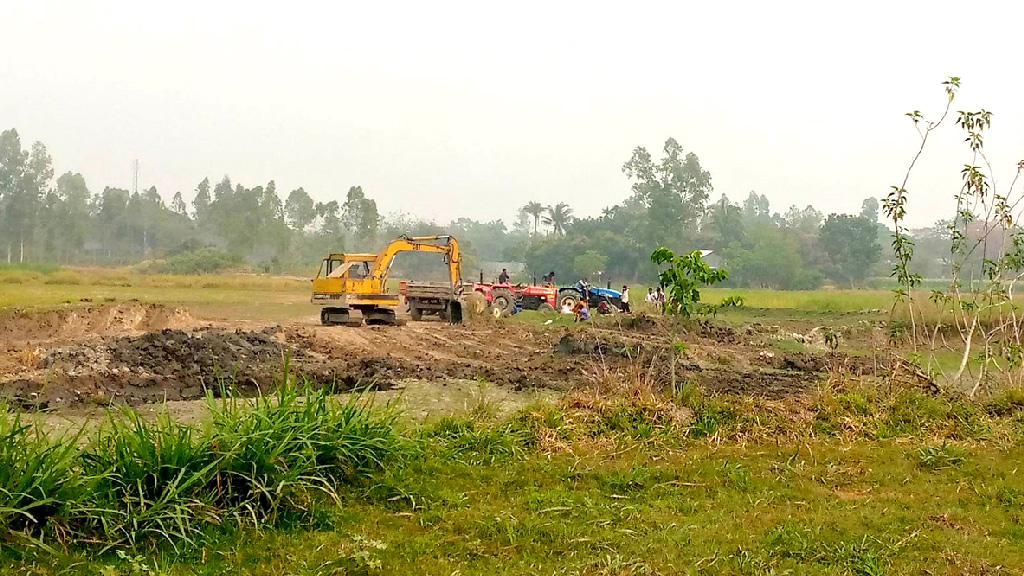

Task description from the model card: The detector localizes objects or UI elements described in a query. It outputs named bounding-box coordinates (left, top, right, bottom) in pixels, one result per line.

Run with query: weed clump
left=915, top=442, right=969, bottom=471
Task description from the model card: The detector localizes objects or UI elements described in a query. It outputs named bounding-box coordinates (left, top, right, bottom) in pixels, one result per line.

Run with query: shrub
left=985, top=387, right=1024, bottom=417
left=141, top=248, right=244, bottom=275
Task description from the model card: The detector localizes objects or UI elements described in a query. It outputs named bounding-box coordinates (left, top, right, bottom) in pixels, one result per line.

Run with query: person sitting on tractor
left=542, top=271, right=555, bottom=284
left=498, top=268, right=510, bottom=283
left=573, top=278, right=590, bottom=301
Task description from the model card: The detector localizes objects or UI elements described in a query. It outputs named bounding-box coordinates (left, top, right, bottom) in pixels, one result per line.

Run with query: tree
left=742, top=191, right=771, bottom=221
left=622, top=138, right=712, bottom=250
left=521, top=201, right=545, bottom=234
left=542, top=202, right=573, bottom=235
left=860, top=197, right=879, bottom=223
left=706, top=194, right=744, bottom=250
left=284, top=187, right=316, bottom=231
left=171, top=191, right=188, bottom=216
left=39, top=171, right=91, bottom=261
left=341, top=186, right=379, bottom=248
left=0, top=129, right=27, bottom=262
left=652, top=246, right=739, bottom=393
left=0, top=132, right=53, bottom=262
left=820, top=214, right=882, bottom=286
left=192, top=178, right=211, bottom=223
left=724, top=227, right=820, bottom=289
left=573, top=249, right=607, bottom=279
left=652, top=247, right=733, bottom=317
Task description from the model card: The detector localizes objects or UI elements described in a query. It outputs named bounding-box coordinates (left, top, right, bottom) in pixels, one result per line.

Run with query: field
left=1, top=267, right=1023, bottom=575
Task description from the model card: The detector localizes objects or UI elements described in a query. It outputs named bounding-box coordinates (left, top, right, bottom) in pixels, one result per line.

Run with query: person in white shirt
left=646, top=288, right=655, bottom=303
left=620, top=285, right=631, bottom=313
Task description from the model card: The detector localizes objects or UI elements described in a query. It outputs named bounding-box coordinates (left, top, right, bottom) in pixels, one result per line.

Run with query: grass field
left=4, top=380, right=1024, bottom=575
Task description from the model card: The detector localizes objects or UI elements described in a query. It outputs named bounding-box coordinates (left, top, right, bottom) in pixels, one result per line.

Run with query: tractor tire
left=409, top=305, right=422, bottom=321
left=491, top=288, right=516, bottom=316
left=537, top=302, right=556, bottom=315
left=557, top=290, right=581, bottom=311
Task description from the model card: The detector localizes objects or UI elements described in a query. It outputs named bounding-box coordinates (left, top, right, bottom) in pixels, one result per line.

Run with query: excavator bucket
left=447, top=300, right=464, bottom=325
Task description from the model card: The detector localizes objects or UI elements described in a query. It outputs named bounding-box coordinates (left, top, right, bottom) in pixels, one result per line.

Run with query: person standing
left=646, top=288, right=655, bottom=303
left=620, top=285, right=631, bottom=313
left=656, top=287, right=665, bottom=305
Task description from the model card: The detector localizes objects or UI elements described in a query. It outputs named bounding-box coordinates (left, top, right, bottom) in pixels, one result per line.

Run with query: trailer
left=399, top=281, right=463, bottom=322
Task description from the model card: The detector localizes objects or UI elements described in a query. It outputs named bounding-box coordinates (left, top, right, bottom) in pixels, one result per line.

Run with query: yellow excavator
left=311, top=235, right=463, bottom=326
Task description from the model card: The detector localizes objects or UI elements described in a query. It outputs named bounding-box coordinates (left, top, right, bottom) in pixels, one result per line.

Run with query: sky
left=2, top=1, right=1023, bottom=229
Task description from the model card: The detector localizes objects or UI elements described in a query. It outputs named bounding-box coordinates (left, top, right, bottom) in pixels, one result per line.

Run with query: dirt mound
left=2, top=328, right=301, bottom=408
left=0, top=302, right=196, bottom=345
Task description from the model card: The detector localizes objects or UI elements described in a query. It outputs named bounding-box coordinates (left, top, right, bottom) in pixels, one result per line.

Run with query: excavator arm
left=373, top=235, right=462, bottom=293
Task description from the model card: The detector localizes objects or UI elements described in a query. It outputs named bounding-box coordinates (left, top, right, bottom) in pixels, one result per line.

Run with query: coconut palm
left=521, top=201, right=545, bottom=234
left=543, top=202, right=573, bottom=236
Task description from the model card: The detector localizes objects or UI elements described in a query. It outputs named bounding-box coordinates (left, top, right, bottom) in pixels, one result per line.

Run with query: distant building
left=699, top=250, right=725, bottom=269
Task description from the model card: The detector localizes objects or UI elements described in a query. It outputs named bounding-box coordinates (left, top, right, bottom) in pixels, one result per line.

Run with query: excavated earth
left=0, top=303, right=890, bottom=410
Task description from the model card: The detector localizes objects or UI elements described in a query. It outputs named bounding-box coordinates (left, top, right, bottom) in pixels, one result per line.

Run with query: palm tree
left=521, top=201, right=545, bottom=234
left=543, top=202, right=573, bottom=235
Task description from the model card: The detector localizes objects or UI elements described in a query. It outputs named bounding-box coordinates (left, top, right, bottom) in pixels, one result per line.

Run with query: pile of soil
left=1, top=327, right=309, bottom=408
left=0, top=302, right=893, bottom=410
left=0, top=302, right=196, bottom=346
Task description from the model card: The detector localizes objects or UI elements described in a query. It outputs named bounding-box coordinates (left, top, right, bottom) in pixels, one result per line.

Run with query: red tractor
left=471, top=281, right=557, bottom=316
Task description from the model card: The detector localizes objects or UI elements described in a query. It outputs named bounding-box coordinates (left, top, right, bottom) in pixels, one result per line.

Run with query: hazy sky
left=3, top=1, right=1023, bottom=229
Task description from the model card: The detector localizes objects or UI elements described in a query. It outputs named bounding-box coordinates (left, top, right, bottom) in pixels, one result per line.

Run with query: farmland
left=1, top=267, right=1023, bottom=575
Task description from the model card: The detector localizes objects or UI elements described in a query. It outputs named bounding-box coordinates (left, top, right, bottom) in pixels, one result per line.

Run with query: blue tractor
left=556, top=280, right=624, bottom=312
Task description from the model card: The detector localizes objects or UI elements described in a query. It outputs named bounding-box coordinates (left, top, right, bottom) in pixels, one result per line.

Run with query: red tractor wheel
left=491, top=288, right=516, bottom=316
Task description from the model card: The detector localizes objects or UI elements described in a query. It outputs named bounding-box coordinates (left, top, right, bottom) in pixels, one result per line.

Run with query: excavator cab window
left=326, top=259, right=343, bottom=275
left=349, top=262, right=370, bottom=279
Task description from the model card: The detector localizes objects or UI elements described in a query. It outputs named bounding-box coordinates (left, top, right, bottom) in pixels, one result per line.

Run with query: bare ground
left=0, top=303, right=890, bottom=411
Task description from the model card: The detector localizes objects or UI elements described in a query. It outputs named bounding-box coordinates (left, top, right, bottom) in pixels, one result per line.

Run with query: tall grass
left=81, top=410, right=222, bottom=549
left=0, top=411, right=86, bottom=543
left=0, top=379, right=411, bottom=553
left=208, top=381, right=413, bottom=525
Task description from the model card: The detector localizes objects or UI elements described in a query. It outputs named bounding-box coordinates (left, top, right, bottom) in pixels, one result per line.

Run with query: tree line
left=2, top=127, right=954, bottom=287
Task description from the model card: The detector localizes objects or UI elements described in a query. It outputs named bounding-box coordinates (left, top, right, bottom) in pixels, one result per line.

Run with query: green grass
left=11, top=441, right=1023, bottom=574
left=4, top=379, right=1024, bottom=574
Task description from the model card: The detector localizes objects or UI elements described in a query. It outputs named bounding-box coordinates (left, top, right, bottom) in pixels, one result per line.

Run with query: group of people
left=574, top=283, right=634, bottom=322
left=645, top=287, right=666, bottom=304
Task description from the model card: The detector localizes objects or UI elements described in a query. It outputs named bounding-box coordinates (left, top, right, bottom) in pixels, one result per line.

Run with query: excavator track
left=357, top=306, right=399, bottom=326
left=320, top=308, right=364, bottom=327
